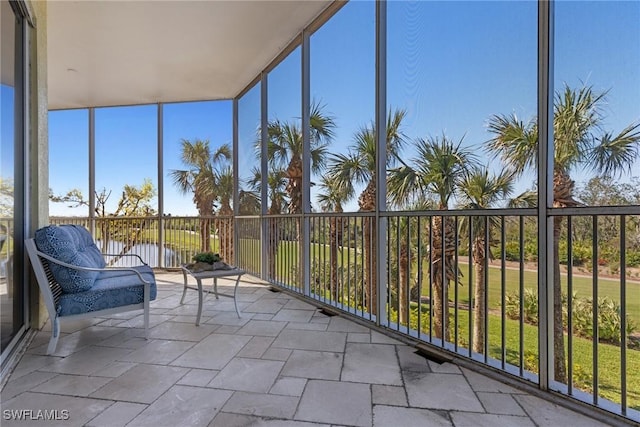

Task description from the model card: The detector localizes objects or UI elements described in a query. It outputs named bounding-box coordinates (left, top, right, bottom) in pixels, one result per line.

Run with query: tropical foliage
left=171, top=139, right=234, bottom=259
left=487, top=84, right=640, bottom=381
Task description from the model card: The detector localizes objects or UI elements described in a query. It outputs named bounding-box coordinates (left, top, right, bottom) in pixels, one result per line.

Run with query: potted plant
left=185, top=252, right=232, bottom=272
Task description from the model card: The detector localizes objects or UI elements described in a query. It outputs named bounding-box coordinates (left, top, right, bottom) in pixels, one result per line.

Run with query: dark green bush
left=627, top=251, right=640, bottom=267
left=504, top=241, right=521, bottom=262
left=558, top=241, right=592, bottom=266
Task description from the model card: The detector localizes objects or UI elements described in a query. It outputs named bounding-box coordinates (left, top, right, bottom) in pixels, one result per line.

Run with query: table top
left=181, top=265, right=246, bottom=279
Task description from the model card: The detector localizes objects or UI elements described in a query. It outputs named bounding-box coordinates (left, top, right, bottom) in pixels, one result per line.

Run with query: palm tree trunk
left=431, top=213, right=454, bottom=342
left=329, top=216, right=340, bottom=301
left=363, top=216, right=377, bottom=315
left=217, top=203, right=234, bottom=264
left=399, top=244, right=410, bottom=326
left=267, top=202, right=281, bottom=282
left=551, top=169, right=573, bottom=383
left=287, top=156, right=303, bottom=287
left=472, top=237, right=485, bottom=354
left=200, top=217, right=211, bottom=253
left=268, top=217, right=278, bottom=281
left=359, top=180, right=377, bottom=315
left=553, top=216, right=567, bottom=382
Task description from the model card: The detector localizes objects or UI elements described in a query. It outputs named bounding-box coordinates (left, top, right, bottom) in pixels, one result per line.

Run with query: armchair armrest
left=102, top=253, right=148, bottom=265
left=34, top=249, right=153, bottom=285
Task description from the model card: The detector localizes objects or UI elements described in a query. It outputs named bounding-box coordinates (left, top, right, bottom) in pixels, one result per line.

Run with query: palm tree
left=267, top=102, right=336, bottom=216
left=486, top=84, right=640, bottom=382
left=171, top=140, right=231, bottom=253
left=317, top=174, right=354, bottom=301
left=458, top=166, right=513, bottom=354
left=265, top=103, right=335, bottom=288
left=215, top=166, right=234, bottom=263
left=388, top=135, right=477, bottom=342
left=328, top=109, right=407, bottom=315
left=248, top=166, right=288, bottom=281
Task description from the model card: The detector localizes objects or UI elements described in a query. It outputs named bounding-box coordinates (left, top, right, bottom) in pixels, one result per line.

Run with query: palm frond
left=590, top=123, right=640, bottom=177
left=170, top=169, right=194, bottom=195
left=508, top=189, right=538, bottom=208
left=412, top=135, right=478, bottom=207
left=310, top=100, right=336, bottom=143
left=387, top=165, right=422, bottom=208
left=553, top=84, right=606, bottom=171
left=326, top=151, right=370, bottom=190
left=486, top=114, right=538, bottom=176
left=211, top=143, right=232, bottom=164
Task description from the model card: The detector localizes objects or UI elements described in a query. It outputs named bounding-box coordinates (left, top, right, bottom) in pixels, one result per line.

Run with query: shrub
left=506, top=289, right=636, bottom=346
left=504, top=288, right=538, bottom=325
left=558, top=241, right=591, bottom=266
left=524, top=241, right=538, bottom=262
left=504, top=241, right=521, bottom=262
left=510, top=289, right=637, bottom=345
left=570, top=296, right=637, bottom=345
left=627, top=250, right=640, bottom=267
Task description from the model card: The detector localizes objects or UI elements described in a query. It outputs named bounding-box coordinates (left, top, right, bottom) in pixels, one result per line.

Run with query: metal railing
left=49, top=207, right=640, bottom=421
left=50, top=215, right=235, bottom=268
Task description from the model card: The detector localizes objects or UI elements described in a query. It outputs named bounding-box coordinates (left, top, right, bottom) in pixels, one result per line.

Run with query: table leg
left=180, top=269, right=189, bottom=304
left=233, top=275, right=242, bottom=318
left=196, top=278, right=203, bottom=326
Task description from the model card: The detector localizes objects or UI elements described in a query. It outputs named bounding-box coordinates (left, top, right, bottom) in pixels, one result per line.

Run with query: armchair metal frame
left=25, top=238, right=152, bottom=355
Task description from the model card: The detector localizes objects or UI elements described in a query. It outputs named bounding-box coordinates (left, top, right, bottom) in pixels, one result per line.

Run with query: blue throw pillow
left=34, top=225, right=106, bottom=293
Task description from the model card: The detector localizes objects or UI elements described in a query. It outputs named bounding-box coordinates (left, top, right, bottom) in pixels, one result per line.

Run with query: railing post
left=88, top=107, right=95, bottom=237
left=260, top=72, right=269, bottom=281
left=232, top=98, right=239, bottom=267
left=302, top=28, right=311, bottom=296
left=157, top=103, right=165, bottom=268
left=375, top=0, right=388, bottom=326
left=537, top=0, right=555, bottom=390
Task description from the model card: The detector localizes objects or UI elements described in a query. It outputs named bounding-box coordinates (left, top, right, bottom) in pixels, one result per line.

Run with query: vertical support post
left=375, top=0, right=388, bottom=326
left=233, top=98, right=239, bottom=266
left=301, top=29, right=311, bottom=296
left=88, top=107, right=96, bottom=236
left=157, top=103, right=165, bottom=268
left=537, top=0, right=555, bottom=390
left=19, top=17, right=30, bottom=332
left=260, top=73, right=269, bottom=281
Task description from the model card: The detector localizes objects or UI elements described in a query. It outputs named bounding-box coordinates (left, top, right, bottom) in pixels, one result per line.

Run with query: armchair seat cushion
left=58, top=265, right=157, bottom=316
left=34, top=225, right=106, bottom=293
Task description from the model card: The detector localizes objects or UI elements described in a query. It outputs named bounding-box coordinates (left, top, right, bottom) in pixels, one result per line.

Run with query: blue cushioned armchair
left=25, top=225, right=157, bottom=354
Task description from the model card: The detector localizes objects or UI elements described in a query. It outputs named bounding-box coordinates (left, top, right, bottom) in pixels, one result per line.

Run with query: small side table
left=180, top=265, right=246, bottom=326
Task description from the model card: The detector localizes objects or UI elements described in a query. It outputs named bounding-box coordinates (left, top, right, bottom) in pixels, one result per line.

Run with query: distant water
left=96, top=241, right=176, bottom=268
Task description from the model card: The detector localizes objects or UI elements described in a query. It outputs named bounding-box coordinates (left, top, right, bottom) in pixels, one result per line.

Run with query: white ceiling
left=47, top=0, right=332, bottom=110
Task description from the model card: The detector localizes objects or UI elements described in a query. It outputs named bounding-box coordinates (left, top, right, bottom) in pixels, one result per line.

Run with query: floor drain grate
left=318, top=308, right=337, bottom=317
left=414, top=347, right=451, bottom=365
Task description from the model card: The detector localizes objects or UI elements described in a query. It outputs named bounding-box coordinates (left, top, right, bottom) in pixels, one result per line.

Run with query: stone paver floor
left=1, top=272, right=612, bottom=426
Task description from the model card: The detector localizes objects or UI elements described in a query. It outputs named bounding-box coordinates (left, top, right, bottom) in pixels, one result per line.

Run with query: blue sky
left=47, top=0, right=640, bottom=216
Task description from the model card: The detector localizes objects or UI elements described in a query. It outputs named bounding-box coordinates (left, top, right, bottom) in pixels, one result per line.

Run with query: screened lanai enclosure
left=37, top=0, right=640, bottom=424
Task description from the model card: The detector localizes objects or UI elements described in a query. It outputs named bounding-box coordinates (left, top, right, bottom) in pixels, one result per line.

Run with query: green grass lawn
left=448, top=263, right=640, bottom=325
